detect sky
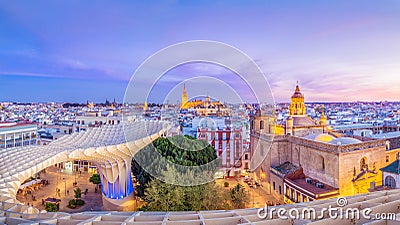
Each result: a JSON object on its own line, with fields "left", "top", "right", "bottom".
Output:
{"left": 0, "top": 0, "right": 400, "bottom": 103}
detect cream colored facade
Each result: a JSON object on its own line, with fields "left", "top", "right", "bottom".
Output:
{"left": 250, "top": 84, "right": 387, "bottom": 203}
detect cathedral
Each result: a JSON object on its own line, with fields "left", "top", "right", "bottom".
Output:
{"left": 180, "top": 84, "right": 230, "bottom": 117}
{"left": 272, "top": 83, "right": 327, "bottom": 136}
{"left": 250, "top": 83, "right": 388, "bottom": 204}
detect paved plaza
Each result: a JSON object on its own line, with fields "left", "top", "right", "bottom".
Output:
{"left": 16, "top": 166, "right": 103, "bottom": 212}
{"left": 215, "top": 177, "right": 280, "bottom": 208}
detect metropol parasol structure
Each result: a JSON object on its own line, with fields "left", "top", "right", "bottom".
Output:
{"left": 0, "top": 121, "right": 166, "bottom": 213}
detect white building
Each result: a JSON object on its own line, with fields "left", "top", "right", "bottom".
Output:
{"left": 0, "top": 122, "right": 37, "bottom": 149}
{"left": 380, "top": 153, "right": 400, "bottom": 189}
{"left": 196, "top": 117, "right": 249, "bottom": 177}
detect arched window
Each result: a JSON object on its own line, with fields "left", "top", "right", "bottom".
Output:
{"left": 360, "top": 157, "right": 368, "bottom": 171}
{"left": 260, "top": 120, "right": 264, "bottom": 130}
{"left": 385, "top": 176, "right": 396, "bottom": 188}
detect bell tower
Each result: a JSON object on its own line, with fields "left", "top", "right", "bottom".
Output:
{"left": 320, "top": 105, "right": 327, "bottom": 126}
{"left": 181, "top": 84, "right": 188, "bottom": 109}
{"left": 289, "top": 81, "right": 306, "bottom": 116}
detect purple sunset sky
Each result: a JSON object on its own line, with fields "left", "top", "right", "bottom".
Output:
{"left": 0, "top": 1, "right": 399, "bottom": 103}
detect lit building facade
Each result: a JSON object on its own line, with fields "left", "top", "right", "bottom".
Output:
{"left": 197, "top": 117, "right": 249, "bottom": 177}
{"left": 180, "top": 84, "right": 230, "bottom": 117}
{"left": 0, "top": 122, "right": 37, "bottom": 149}
{"left": 250, "top": 83, "right": 387, "bottom": 204}
{"left": 380, "top": 154, "right": 400, "bottom": 189}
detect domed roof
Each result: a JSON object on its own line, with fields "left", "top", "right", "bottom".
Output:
{"left": 291, "top": 85, "right": 304, "bottom": 98}
{"left": 199, "top": 117, "right": 217, "bottom": 130}
{"left": 304, "top": 133, "right": 336, "bottom": 142}
{"left": 329, "top": 137, "right": 362, "bottom": 145}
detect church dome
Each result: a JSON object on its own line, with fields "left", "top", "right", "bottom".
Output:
{"left": 329, "top": 137, "right": 362, "bottom": 145}
{"left": 291, "top": 85, "right": 304, "bottom": 98}
{"left": 304, "top": 133, "right": 336, "bottom": 142}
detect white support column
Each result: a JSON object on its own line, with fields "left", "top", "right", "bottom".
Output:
{"left": 100, "top": 157, "right": 135, "bottom": 211}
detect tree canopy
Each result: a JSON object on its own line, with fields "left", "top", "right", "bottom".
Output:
{"left": 89, "top": 174, "right": 101, "bottom": 185}
{"left": 139, "top": 166, "right": 248, "bottom": 211}
{"left": 132, "top": 136, "right": 219, "bottom": 196}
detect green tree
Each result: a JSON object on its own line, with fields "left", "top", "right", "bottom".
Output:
{"left": 132, "top": 136, "right": 218, "bottom": 196}
{"left": 140, "top": 166, "right": 231, "bottom": 211}
{"left": 74, "top": 187, "right": 82, "bottom": 199}
{"left": 89, "top": 174, "right": 101, "bottom": 187}
{"left": 45, "top": 202, "right": 58, "bottom": 212}
{"left": 141, "top": 179, "right": 185, "bottom": 211}
{"left": 132, "top": 136, "right": 228, "bottom": 211}
{"left": 230, "top": 184, "right": 248, "bottom": 209}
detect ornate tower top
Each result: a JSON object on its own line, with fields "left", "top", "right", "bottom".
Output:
{"left": 289, "top": 82, "right": 306, "bottom": 116}
{"left": 291, "top": 81, "right": 304, "bottom": 99}
{"left": 181, "top": 83, "right": 188, "bottom": 109}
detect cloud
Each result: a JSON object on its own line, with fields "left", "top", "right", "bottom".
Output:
{"left": 0, "top": 71, "right": 65, "bottom": 78}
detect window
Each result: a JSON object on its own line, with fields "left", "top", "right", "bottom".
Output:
{"left": 273, "top": 182, "right": 276, "bottom": 190}
{"left": 360, "top": 157, "right": 368, "bottom": 171}
{"left": 260, "top": 120, "right": 264, "bottom": 130}
{"left": 322, "top": 157, "right": 325, "bottom": 171}
{"left": 244, "top": 154, "right": 248, "bottom": 160}
{"left": 235, "top": 141, "right": 240, "bottom": 153}
{"left": 386, "top": 155, "right": 390, "bottom": 163}
{"left": 279, "top": 186, "right": 282, "bottom": 195}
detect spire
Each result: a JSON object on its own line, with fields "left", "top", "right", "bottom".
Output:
{"left": 289, "top": 81, "right": 306, "bottom": 116}
{"left": 320, "top": 105, "right": 327, "bottom": 126}
{"left": 181, "top": 83, "right": 188, "bottom": 109}
{"left": 295, "top": 81, "right": 300, "bottom": 93}
{"left": 292, "top": 81, "right": 303, "bottom": 98}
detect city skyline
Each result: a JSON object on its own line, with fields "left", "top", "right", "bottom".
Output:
{"left": 1, "top": 1, "right": 400, "bottom": 102}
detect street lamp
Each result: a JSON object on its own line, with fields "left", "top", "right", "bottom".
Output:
{"left": 63, "top": 178, "right": 66, "bottom": 196}
{"left": 74, "top": 168, "right": 77, "bottom": 185}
